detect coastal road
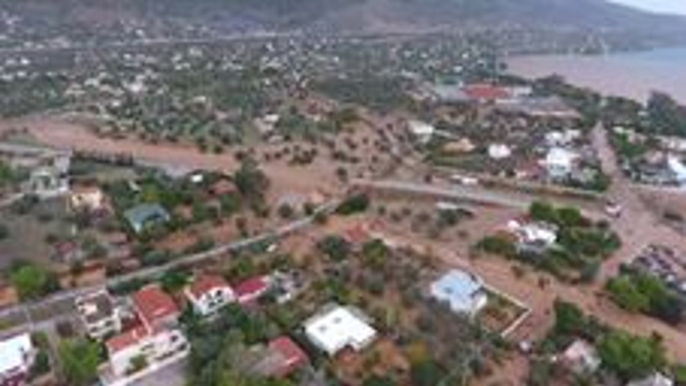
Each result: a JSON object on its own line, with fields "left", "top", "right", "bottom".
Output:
{"left": 0, "top": 200, "right": 340, "bottom": 336}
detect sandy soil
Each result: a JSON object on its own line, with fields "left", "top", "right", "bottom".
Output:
{"left": 0, "top": 117, "right": 343, "bottom": 197}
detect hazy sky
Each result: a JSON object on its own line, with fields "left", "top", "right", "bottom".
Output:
{"left": 609, "top": 0, "right": 686, "bottom": 15}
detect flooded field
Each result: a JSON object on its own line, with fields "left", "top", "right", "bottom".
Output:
{"left": 507, "top": 47, "right": 686, "bottom": 104}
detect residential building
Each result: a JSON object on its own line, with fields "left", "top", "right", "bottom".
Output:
{"left": 70, "top": 185, "right": 107, "bottom": 213}
{"left": 234, "top": 276, "right": 272, "bottom": 305}
{"left": 131, "top": 285, "right": 180, "bottom": 331}
{"left": 542, "top": 147, "right": 578, "bottom": 179}
{"left": 627, "top": 373, "right": 674, "bottom": 386}
{"left": 561, "top": 339, "right": 600, "bottom": 374}
{"left": 0, "top": 333, "right": 34, "bottom": 386}
{"left": 462, "top": 83, "right": 511, "bottom": 102}
{"left": 429, "top": 270, "right": 488, "bottom": 316}
{"left": 75, "top": 289, "right": 122, "bottom": 340}
{"left": 104, "top": 326, "right": 188, "bottom": 382}
{"left": 184, "top": 275, "right": 235, "bottom": 316}
{"left": 303, "top": 304, "right": 377, "bottom": 356}
{"left": 26, "top": 166, "right": 69, "bottom": 198}
{"left": 407, "top": 121, "right": 435, "bottom": 144}
{"left": 507, "top": 219, "right": 558, "bottom": 255}
{"left": 246, "top": 336, "right": 309, "bottom": 378}
{"left": 123, "top": 204, "right": 170, "bottom": 234}
{"left": 102, "top": 285, "right": 187, "bottom": 386}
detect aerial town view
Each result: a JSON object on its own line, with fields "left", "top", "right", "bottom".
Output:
{"left": 2, "top": 1, "right": 686, "bottom": 386}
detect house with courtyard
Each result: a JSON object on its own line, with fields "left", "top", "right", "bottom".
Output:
{"left": 429, "top": 269, "right": 488, "bottom": 317}
{"left": 303, "top": 304, "right": 378, "bottom": 357}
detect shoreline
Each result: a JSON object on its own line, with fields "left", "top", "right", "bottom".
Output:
{"left": 505, "top": 48, "right": 686, "bottom": 104}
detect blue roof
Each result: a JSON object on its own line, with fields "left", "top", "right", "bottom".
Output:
{"left": 124, "top": 203, "right": 170, "bottom": 233}
{"left": 430, "top": 270, "right": 486, "bottom": 315}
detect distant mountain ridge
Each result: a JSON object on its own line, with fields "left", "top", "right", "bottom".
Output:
{"left": 2, "top": 0, "right": 686, "bottom": 41}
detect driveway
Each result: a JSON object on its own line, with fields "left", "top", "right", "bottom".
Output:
{"left": 130, "top": 357, "right": 188, "bottom": 386}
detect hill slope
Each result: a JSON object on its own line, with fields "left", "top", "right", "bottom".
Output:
{"left": 1, "top": 0, "right": 685, "bottom": 43}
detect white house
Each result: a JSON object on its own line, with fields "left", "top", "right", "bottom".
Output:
{"left": 0, "top": 333, "right": 34, "bottom": 386}
{"left": 542, "top": 147, "right": 578, "bottom": 179}
{"left": 667, "top": 156, "right": 686, "bottom": 185}
{"left": 408, "top": 121, "right": 435, "bottom": 144}
{"left": 561, "top": 339, "right": 601, "bottom": 374}
{"left": 508, "top": 220, "right": 558, "bottom": 246}
{"left": 488, "top": 144, "right": 512, "bottom": 160}
{"left": 303, "top": 304, "right": 377, "bottom": 356}
{"left": 75, "top": 289, "right": 122, "bottom": 341}
{"left": 507, "top": 219, "right": 558, "bottom": 254}
{"left": 627, "top": 373, "right": 674, "bottom": 386}
{"left": 184, "top": 275, "right": 235, "bottom": 316}
{"left": 430, "top": 270, "right": 488, "bottom": 316}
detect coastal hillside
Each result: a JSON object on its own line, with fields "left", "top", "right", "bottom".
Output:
{"left": 0, "top": 0, "right": 685, "bottom": 44}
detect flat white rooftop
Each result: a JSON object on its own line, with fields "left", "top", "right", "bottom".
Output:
{"left": 304, "top": 304, "right": 377, "bottom": 356}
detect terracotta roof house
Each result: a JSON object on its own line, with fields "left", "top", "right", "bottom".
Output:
{"left": 235, "top": 276, "right": 271, "bottom": 305}
{"left": 184, "top": 275, "right": 235, "bottom": 316}
{"left": 132, "top": 285, "right": 180, "bottom": 331}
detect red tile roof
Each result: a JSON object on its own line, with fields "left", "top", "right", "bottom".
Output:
{"left": 464, "top": 84, "right": 511, "bottom": 101}
{"left": 106, "top": 325, "right": 149, "bottom": 353}
{"left": 268, "top": 337, "right": 309, "bottom": 377}
{"left": 132, "top": 285, "right": 179, "bottom": 328}
{"left": 188, "top": 275, "right": 231, "bottom": 299}
{"left": 234, "top": 276, "right": 269, "bottom": 304}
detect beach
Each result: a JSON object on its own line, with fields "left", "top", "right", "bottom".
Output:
{"left": 506, "top": 47, "right": 686, "bottom": 104}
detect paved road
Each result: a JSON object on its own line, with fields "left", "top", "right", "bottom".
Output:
{"left": 353, "top": 179, "right": 605, "bottom": 215}
{"left": 590, "top": 123, "right": 685, "bottom": 281}
{"left": 0, "top": 200, "right": 339, "bottom": 334}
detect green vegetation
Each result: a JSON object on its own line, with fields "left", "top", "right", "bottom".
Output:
{"left": 336, "top": 193, "right": 370, "bottom": 215}
{"left": 10, "top": 262, "right": 58, "bottom": 300}
{"left": 647, "top": 92, "right": 686, "bottom": 138}
{"left": 234, "top": 159, "right": 271, "bottom": 208}
{"left": 316, "top": 235, "right": 352, "bottom": 262}
{"left": 598, "top": 331, "right": 666, "bottom": 381}
{"left": 0, "top": 161, "right": 23, "bottom": 188}
{"left": 57, "top": 338, "right": 102, "bottom": 386}
{"left": 476, "top": 235, "right": 516, "bottom": 257}
{"left": 186, "top": 305, "right": 290, "bottom": 386}
{"left": 0, "top": 223, "right": 8, "bottom": 240}
{"left": 610, "top": 132, "right": 648, "bottom": 161}
{"left": 314, "top": 76, "right": 409, "bottom": 112}
{"left": 480, "top": 202, "right": 620, "bottom": 281}
{"left": 533, "top": 300, "right": 668, "bottom": 384}
{"left": 606, "top": 270, "right": 683, "bottom": 325}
